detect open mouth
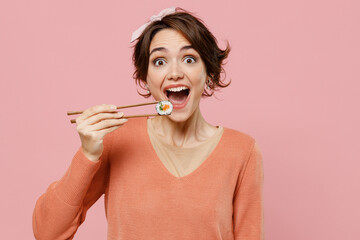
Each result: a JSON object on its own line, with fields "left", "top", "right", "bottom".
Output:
{"left": 165, "top": 86, "right": 190, "bottom": 106}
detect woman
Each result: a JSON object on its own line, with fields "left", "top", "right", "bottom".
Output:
{"left": 33, "top": 7, "right": 263, "bottom": 240}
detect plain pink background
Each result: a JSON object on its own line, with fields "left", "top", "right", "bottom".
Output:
{"left": 1, "top": 0, "right": 359, "bottom": 239}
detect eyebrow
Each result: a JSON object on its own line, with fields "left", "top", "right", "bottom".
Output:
{"left": 149, "top": 45, "right": 194, "bottom": 56}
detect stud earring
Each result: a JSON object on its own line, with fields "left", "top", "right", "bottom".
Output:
{"left": 145, "top": 83, "right": 150, "bottom": 94}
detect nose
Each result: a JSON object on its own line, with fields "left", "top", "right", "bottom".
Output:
{"left": 166, "top": 61, "right": 184, "bottom": 81}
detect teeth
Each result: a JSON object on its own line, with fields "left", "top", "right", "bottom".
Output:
{"left": 166, "top": 86, "right": 189, "bottom": 92}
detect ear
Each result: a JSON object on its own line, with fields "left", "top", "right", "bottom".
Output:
{"left": 137, "top": 79, "right": 151, "bottom": 98}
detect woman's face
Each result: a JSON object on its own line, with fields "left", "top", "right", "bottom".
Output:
{"left": 146, "top": 29, "right": 207, "bottom": 122}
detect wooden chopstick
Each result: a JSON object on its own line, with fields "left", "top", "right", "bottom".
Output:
{"left": 70, "top": 113, "right": 162, "bottom": 124}
{"left": 67, "top": 101, "right": 159, "bottom": 116}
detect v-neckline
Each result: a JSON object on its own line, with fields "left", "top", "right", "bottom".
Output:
{"left": 141, "top": 118, "right": 227, "bottom": 181}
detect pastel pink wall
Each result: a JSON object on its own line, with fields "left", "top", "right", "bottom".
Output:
{"left": 1, "top": 0, "right": 359, "bottom": 239}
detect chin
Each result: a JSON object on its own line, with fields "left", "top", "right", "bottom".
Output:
{"left": 166, "top": 106, "right": 198, "bottom": 123}
{"left": 166, "top": 113, "right": 190, "bottom": 123}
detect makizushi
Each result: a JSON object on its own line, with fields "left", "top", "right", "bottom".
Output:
{"left": 156, "top": 100, "right": 173, "bottom": 115}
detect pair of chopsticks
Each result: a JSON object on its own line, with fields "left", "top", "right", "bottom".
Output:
{"left": 67, "top": 101, "right": 160, "bottom": 124}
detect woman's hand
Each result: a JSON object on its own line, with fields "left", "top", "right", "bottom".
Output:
{"left": 75, "top": 104, "right": 127, "bottom": 162}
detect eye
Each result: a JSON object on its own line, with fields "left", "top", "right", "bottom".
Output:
{"left": 183, "top": 56, "right": 196, "bottom": 64}
{"left": 153, "top": 58, "right": 166, "bottom": 66}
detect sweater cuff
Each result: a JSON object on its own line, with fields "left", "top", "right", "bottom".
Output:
{"left": 55, "top": 148, "right": 102, "bottom": 206}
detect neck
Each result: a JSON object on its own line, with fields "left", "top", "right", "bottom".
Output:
{"left": 151, "top": 108, "right": 217, "bottom": 147}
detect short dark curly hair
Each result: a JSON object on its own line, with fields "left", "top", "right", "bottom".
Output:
{"left": 132, "top": 8, "right": 230, "bottom": 97}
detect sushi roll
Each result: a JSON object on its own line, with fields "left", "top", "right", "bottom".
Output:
{"left": 156, "top": 100, "right": 173, "bottom": 115}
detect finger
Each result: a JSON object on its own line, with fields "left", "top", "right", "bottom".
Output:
{"left": 88, "top": 118, "right": 128, "bottom": 132}
{"left": 78, "top": 104, "right": 118, "bottom": 122}
{"left": 81, "top": 112, "right": 124, "bottom": 126}
{"left": 97, "top": 125, "right": 125, "bottom": 139}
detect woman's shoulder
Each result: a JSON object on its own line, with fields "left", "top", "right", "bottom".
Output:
{"left": 221, "top": 126, "right": 257, "bottom": 152}
{"left": 103, "top": 118, "right": 148, "bottom": 145}
{"left": 112, "top": 118, "right": 147, "bottom": 134}
{"left": 222, "top": 126, "right": 255, "bottom": 142}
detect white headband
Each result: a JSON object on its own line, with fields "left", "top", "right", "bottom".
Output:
{"left": 130, "top": 7, "right": 176, "bottom": 43}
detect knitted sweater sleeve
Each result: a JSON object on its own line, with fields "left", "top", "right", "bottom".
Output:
{"left": 32, "top": 133, "right": 113, "bottom": 240}
{"left": 233, "top": 142, "right": 264, "bottom": 240}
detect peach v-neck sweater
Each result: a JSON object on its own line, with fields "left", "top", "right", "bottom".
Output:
{"left": 33, "top": 118, "right": 263, "bottom": 240}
